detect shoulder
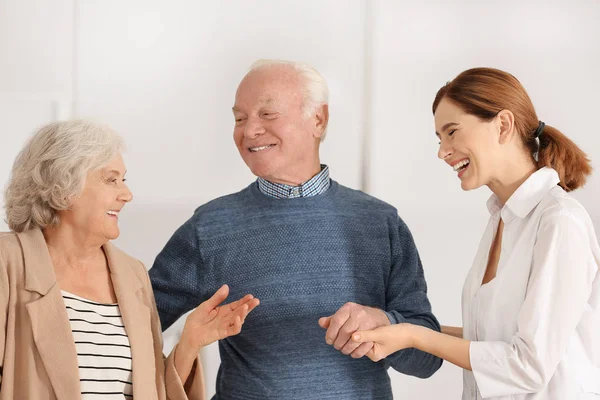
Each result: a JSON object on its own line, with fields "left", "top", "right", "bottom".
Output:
{"left": 0, "top": 232, "right": 24, "bottom": 269}
{"left": 333, "top": 182, "right": 398, "bottom": 216}
{"left": 182, "top": 184, "right": 256, "bottom": 230}
{"left": 194, "top": 184, "right": 254, "bottom": 214}
{"left": 0, "top": 232, "right": 21, "bottom": 257}
{"left": 536, "top": 186, "right": 595, "bottom": 233}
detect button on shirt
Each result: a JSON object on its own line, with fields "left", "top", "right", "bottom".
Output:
{"left": 257, "top": 165, "right": 330, "bottom": 199}
{"left": 461, "top": 167, "right": 600, "bottom": 399}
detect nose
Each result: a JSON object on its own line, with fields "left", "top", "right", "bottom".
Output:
{"left": 243, "top": 116, "right": 266, "bottom": 139}
{"left": 118, "top": 183, "right": 133, "bottom": 203}
{"left": 437, "top": 139, "right": 454, "bottom": 160}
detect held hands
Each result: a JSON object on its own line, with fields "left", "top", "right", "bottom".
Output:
{"left": 181, "top": 284, "right": 260, "bottom": 351}
{"left": 318, "top": 302, "right": 391, "bottom": 359}
{"left": 351, "top": 323, "right": 415, "bottom": 362}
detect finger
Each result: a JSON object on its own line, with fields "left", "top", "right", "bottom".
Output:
{"left": 318, "top": 316, "right": 331, "bottom": 329}
{"left": 325, "top": 309, "right": 350, "bottom": 345}
{"left": 352, "top": 329, "right": 379, "bottom": 344}
{"left": 232, "top": 304, "right": 249, "bottom": 322}
{"left": 333, "top": 317, "right": 359, "bottom": 351}
{"left": 201, "top": 284, "right": 230, "bottom": 311}
{"left": 350, "top": 342, "right": 373, "bottom": 359}
{"left": 241, "top": 299, "right": 260, "bottom": 322}
{"left": 340, "top": 336, "right": 362, "bottom": 355}
{"left": 366, "top": 347, "right": 381, "bottom": 362}
{"left": 245, "top": 298, "right": 260, "bottom": 314}
{"left": 227, "top": 294, "right": 256, "bottom": 311}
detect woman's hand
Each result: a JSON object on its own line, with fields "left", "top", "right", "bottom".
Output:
{"left": 351, "top": 323, "right": 415, "bottom": 362}
{"left": 353, "top": 323, "right": 473, "bottom": 370}
{"left": 181, "top": 284, "right": 260, "bottom": 350}
{"left": 174, "top": 285, "right": 260, "bottom": 384}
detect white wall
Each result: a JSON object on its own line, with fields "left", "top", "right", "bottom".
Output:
{"left": 1, "top": 1, "right": 600, "bottom": 399}
{"left": 0, "top": 0, "right": 74, "bottom": 231}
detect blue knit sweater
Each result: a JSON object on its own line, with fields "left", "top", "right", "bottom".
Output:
{"left": 149, "top": 180, "right": 442, "bottom": 400}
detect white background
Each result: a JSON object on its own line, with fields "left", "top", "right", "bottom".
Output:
{"left": 1, "top": 1, "right": 599, "bottom": 398}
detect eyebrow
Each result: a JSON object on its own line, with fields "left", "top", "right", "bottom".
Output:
{"left": 435, "top": 122, "right": 459, "bottom": 137}
{"left": 105, "top": 169, "right": 127, "bottom": 175}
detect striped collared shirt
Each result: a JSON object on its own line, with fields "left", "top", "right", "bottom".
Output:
{"left": 257, "top": 165, "right": 331, "bottom": 199}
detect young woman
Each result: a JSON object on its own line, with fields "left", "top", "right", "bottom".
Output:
{"left": 353, "top": 68, "right": 599, "bottom": 399}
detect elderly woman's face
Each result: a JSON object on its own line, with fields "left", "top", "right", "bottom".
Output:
{"left": 62, "top": 155, "right": 133, "bottom": 242}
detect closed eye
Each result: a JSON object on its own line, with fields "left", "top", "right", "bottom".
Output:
{"left": 437, "top": 129, "right": 457, "bottom": 145}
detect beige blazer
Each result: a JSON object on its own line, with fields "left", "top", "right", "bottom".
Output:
{"left": 0, "top": 229, "right": 205, "bottom": 400}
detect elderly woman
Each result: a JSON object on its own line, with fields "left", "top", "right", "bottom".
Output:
{"left": 0, "top": 120, "right": 259, "bottom": 399}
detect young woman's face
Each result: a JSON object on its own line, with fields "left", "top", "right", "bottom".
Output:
{"left": 434, "top": 98, "right": 501, "bottom": 191}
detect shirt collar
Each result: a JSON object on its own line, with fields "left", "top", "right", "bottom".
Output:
{"left": 486, "top": 167, "right": 561, "bottom": 220}
{"left": 257, "top": 165, "right": 331, "bottom": 199}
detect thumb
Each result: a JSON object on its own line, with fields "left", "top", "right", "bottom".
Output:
{"left": 352, "top": 330, "right": 377, "bottom": 343}
{"left": 201, "top": 284, "right": 230, "bottom": 311}
{"left": 318, "top": 316, "right": 331, "bottom": 329}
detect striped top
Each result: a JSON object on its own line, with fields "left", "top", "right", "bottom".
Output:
{"left": 257, "top": 164, "right": 330, "bottom": 199}
{"left": 62, "top": 290, "right": 133, "bottom": 399}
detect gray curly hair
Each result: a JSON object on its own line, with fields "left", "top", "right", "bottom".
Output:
{"left": 4, "top": 119, "right": 124, "bottom": 232}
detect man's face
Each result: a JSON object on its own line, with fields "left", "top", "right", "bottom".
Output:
{"left": 232, "top": 66, "right": 323, "bottom": 185}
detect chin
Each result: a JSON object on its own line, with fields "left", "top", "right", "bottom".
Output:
{"left": 460, "top": 179, "right": 483, "bottom": 191}
{"left": 105, "top": 229, "right": 120, "bottom": 241}
{"left": 248, "top": 163, "right": 275, "bottom": 179}
{"left": 459, "top": 176, "right": 474, "bottom": 191}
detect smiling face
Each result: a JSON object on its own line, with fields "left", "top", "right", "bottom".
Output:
{"left": 232, "top": 65, "right": 325, "bottom": 185}
{"left": 434, "top": 97, "right": 504, "bottom": 191}
{"left": 58, "top": 154, "right": 133, "bottom": 243}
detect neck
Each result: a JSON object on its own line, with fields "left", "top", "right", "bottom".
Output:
{"left": 265, "top": 160, "right": 322, "bottom": 186}
{"left": 488, "top": 156, "right": 538, "bottom": 205}
{"left": 43, "top": 223, "right": 105, "bottom": 270}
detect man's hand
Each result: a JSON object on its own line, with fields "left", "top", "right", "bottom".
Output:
{"left": 318, "top": 302, "right": 390, "bottom": 359}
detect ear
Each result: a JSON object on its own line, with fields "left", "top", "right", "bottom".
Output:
{"left": 496, "top": 109, "right": 515, "bottom": 145}
{"left": 313, "top": 104, "right": 329, "bottom": 140}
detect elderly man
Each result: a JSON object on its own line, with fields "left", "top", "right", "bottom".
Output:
{"left": 149, "top": 59, "right": 442, "bottom": 400}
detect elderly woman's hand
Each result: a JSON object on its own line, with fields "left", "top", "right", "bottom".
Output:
{"left": 174, "top": 285, "right": 259, "bottom": 384}
{"left": 182, "top": 284, "right": 260, "bottom": 350}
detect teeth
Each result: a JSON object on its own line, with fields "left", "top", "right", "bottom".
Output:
{"left": 453, "top": 159, "right": 470, "bottom": 172}
{"left": 250, "top": 145, "right": 274, "bottom": 152}
{"left": 107, "top": 211, "right": 119, "bottom": 216}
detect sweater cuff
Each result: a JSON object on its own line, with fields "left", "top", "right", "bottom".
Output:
{"left": 384, "top": 310, "right": 406, "bottom": 325}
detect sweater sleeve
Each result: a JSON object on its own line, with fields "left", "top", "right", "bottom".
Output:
{"left": 149, "top": 214, "right": 205, "bottom": 331}
{"left": 383, "top": 215, "right": 443, "bottom": 378}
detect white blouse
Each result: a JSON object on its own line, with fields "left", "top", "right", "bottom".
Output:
{"left": 462, "top": 167, "right": 600, "bottom": 400}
